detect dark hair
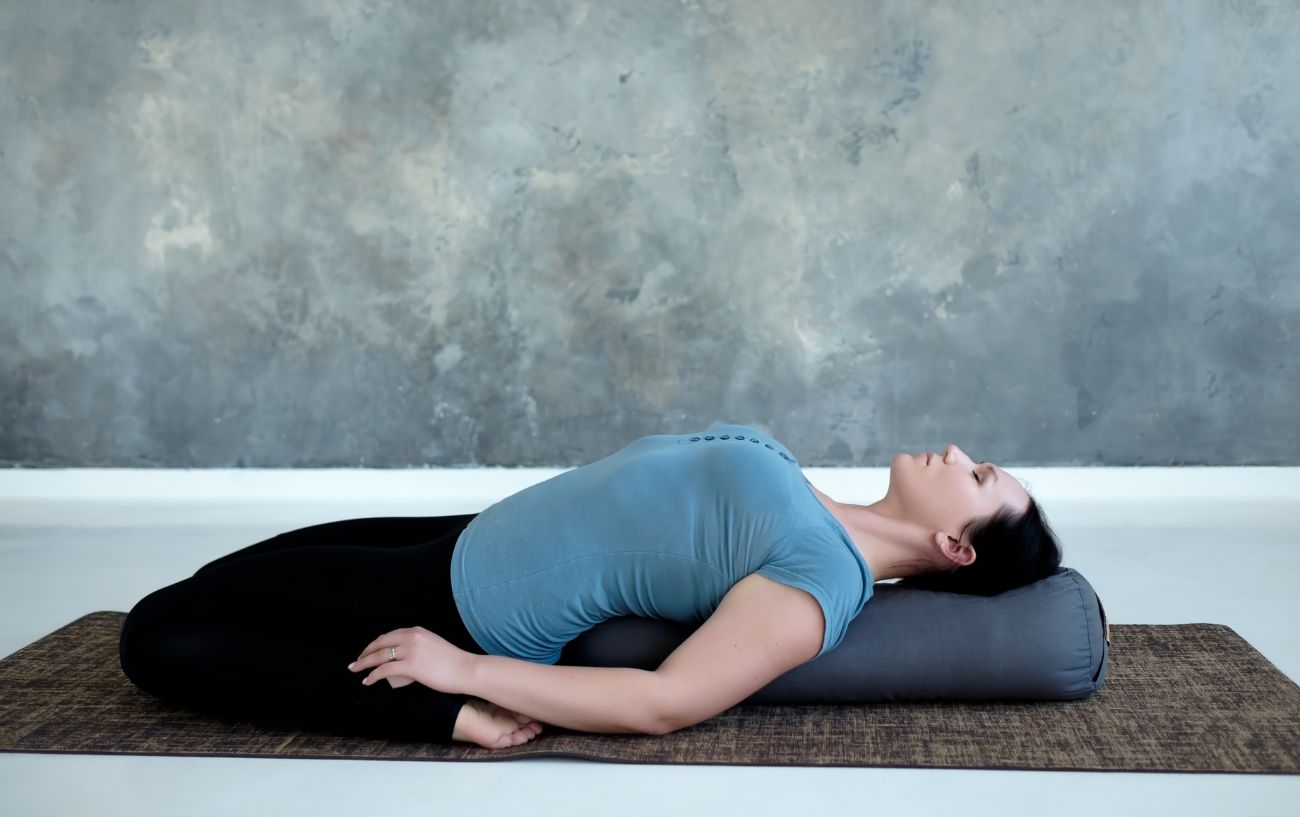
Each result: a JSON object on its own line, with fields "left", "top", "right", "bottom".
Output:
{"left": 895, "top": 496, "right": 1063, "bottom": 596}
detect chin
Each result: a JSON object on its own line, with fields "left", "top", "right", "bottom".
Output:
{"left": 890, "top": 452, "right": 921, "bottom": 475}
{"left": 884, "top": 454, "right": 912, "bottom": 493}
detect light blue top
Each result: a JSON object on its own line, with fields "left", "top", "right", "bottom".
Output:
{"left": 450, "top": 423, "right": 875, "bottom": 663}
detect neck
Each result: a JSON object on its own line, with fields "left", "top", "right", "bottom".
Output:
{"left": 823, "top": 496, "right": 939, "bottom": 582}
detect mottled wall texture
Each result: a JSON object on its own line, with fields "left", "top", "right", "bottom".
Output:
{"left": 2, "top": 1, "right": 1297, "bottom": 468}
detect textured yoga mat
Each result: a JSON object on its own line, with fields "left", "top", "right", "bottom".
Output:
{"left": 1, "top": 612, "right": 1297, "bottom": 773}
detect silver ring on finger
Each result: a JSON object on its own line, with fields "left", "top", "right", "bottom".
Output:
{"left": 387, "top": 646, "right": 397, "bottom": 661}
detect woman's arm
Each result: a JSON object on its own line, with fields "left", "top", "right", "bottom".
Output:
{"left": 466, "top": 656, "right": 664, "bottom": 735}
{"left": 351, "top": 628, "right": 658, "bottom": 736}
{"left": 464, "top": 572, "right": 825, "bottom": 735}
{"left": 645, "top": 572, "right": 824, "bottom": 733}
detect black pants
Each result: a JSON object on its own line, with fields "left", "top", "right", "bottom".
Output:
{"left": 118, "top": 514, "right": 486, "bottom": 743}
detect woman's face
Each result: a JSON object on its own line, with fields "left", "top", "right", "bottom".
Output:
{"left": 888, "top": 444, "right": 1031, "bottom": 545}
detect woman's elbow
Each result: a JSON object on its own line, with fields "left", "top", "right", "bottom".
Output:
{"left": 629, "top": 699, "right": 681, "bottom": 735}
{"left": 634, "top": 710, "right": 675, "bottom": 736}
{"left": 646, "top": 706, "right": 707, "bottom": 736}
{"left": 644, "top": 718, "right": 676, "bottom": 736}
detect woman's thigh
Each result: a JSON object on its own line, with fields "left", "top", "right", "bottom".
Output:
{"left": 194, "top": 514, "right": 478, "bottom": 576}
{"left": 120, "top": 524, "right": 480, "bottom": 740}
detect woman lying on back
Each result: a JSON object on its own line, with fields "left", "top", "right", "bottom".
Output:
{"left": 120, "top": 424, "right": 1060, "bottom": 748}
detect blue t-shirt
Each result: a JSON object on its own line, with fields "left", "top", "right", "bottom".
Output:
{"left": 450, "top": 423, "right": 875, "bottom": 663}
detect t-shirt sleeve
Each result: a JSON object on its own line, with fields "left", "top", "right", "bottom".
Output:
{"left": 754, "top": 529, "right": 864, "bottom": 658}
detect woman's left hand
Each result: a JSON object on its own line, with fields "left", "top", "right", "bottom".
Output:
{"left": 348, "top": 626, "right": 474, "bottom": 694}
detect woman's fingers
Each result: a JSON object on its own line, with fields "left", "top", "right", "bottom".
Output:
{"left": 361, "top": 662, "right": 403, "bottom": 685}
{"left": 349, "top": 635, "right": 402, "bottom": 671}
{"left": 348, "top": 653, "right": 381, "bottom": 672}
{"left": 354, "top": 637, "right": 389, "bottom": 659}
{"left": 353, "top": 628, "right": 409, "bottom": 662}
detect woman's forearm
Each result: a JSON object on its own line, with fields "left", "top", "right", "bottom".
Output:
{"left": 464, "top": 653, "right": 665, "bottom": 735}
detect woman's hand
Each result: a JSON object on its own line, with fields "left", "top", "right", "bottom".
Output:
{"left": 348, "top": 626, "right": 475, "bottom": 694}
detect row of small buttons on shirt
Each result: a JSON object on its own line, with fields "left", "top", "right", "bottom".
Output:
{"left": 685, "top": 433, "right": 798, "bottom": 464}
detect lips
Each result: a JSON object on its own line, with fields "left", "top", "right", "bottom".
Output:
{"left": 925, "top": 452, "right": 933, "bottom": 464}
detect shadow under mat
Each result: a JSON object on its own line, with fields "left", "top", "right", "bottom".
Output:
{"left": 1, "top": 612, "right": 1298, "bottom": 774}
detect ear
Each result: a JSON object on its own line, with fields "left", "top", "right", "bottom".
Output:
{"left": 933, "top": 531, "right": 977, "bottom": 569}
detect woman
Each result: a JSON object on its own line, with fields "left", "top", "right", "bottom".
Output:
{"left": 119, "top": 424, "right": 1061, "bottom": 749}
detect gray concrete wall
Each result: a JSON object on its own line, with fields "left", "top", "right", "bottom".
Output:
{"left": 2, "top": 1, "right": 1297, "bottom": 468}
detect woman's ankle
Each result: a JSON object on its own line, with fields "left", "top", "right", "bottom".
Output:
{"left": 450, "top": 699, "right": 475, "bottom": 742}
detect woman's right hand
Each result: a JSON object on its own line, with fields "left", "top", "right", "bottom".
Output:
{"left": 451, "top": 698, "right": 545, "bottom": 749}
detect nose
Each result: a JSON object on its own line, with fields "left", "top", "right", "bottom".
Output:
{"left": 941, "top": 444, "right": 969, "bottom": 465}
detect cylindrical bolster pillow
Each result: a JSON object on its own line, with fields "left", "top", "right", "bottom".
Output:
{"left": 558, "top": 567, "right": 1109, "bottom": 703}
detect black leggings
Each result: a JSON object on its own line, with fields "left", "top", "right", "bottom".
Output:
{"left": 118, "top": 514, "right": 487, "bottom": 743}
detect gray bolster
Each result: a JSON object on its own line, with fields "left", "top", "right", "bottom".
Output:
{"left": 557, "top": 566, "right": 1108, "bottom": 702}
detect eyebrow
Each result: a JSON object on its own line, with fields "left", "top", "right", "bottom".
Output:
{"left": 981, "top": 461, "right": 999, "bottom": 487}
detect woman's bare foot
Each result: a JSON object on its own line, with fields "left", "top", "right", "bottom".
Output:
{"left": 451, "top": 698, "right": 544, "bottom": 749}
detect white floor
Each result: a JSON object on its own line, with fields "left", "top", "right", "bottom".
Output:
{"left": 1, "top": 466, "right": 1298, "bottom": 817}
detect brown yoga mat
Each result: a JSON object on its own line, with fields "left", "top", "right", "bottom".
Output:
{"left": 1, "top": 612, "right": 1298, "bottom": 773}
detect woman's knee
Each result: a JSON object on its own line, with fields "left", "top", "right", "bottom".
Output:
{"left": 118, "top": 586, "right": 200, "bottom": 692}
